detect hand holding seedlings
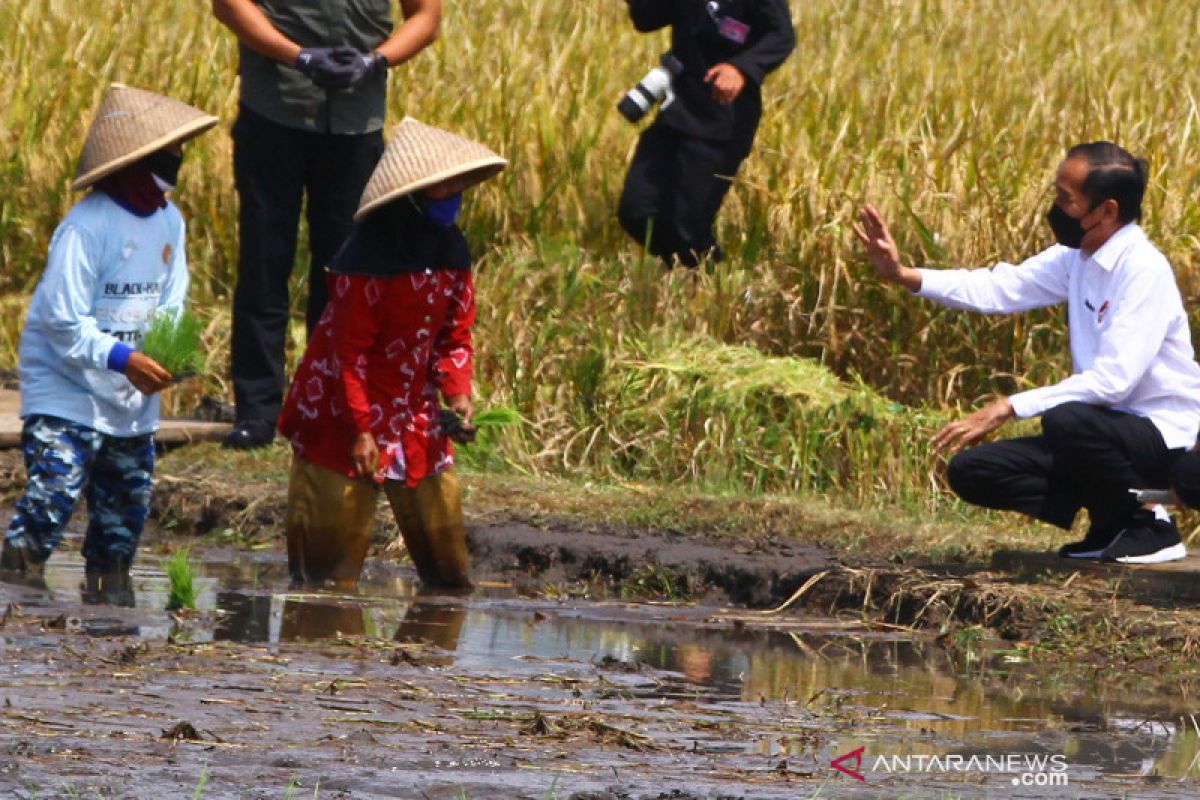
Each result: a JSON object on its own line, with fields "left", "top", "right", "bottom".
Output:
{"left": 125, "top": 352, "right": 173, "bottom": 396}
{"left": 439, "top": 407, "right": 477, "bottom": 445}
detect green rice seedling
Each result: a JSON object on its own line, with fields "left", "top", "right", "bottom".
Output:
{"left": 283, "top": 778, "right": 320, "bottom": 799}
{"left": 141, "top": 309, "right": 204, "bottom": 378}
{"left": 618, "top": 564, "right": 692, "bottom": 602}
{"left": 192, "top": 764, "right": 208, "bottom": 800}
{"left": 454, "top": 406, "right": 523, "bottom": 473}
{"left": 470, "top": 406, "right": 522, "bottom": 429}
{"left": 165, "top": 548, "right": 197, "bottom": 611}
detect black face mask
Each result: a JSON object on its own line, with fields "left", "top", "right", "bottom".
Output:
{"left": 1045, "top": 202, "right": 1092, "bottom": 249}
{"left": 143, "top": 150, "right": 183, "bottom": 187}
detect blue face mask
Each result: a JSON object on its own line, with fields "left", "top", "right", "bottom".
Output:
{"left": 426, "top": 193, "right": 463, "bottom": 227}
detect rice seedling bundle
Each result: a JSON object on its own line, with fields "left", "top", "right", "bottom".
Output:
{"left": 165, "top": 548, "right": 197, "bottom": 611}
{"left": 141, "top": 309, "right": 204, "bottom": 377}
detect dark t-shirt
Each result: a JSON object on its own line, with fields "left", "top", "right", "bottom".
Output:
{"left": 239, "top": 0, "right": 394, "bottom": 134}
{"left": 627, "top": 0, "right": 796, "bottom": 148}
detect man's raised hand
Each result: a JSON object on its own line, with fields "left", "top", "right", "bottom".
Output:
{"left": 853, "top": 205, "right": 922, "bottom": 292}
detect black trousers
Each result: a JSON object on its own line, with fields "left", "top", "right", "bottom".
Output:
{"left": 617, "top": 124, "right": 748, "bottom": 267}
{"left": 946, "top": 402, "right": 1181, "bottom": 533}
{"left": 229, "top": 107, "right": 384, "bottom": 424}
{"left": 1170, "top": 451, "right": 1200, "bottom": 508}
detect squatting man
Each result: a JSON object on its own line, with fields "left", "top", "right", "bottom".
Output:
{"left": 855, "top": 141, "right": 1200, "bottom": 564}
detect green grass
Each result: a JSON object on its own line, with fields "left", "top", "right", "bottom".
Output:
{"left": 141, "top": 309, "right": 204, "bottom": 376}
{"left": 165, "top": 548, "right": 197, "bottom": 611}
{"left": 618, "top": 564, "right": 693, "bottom": 602}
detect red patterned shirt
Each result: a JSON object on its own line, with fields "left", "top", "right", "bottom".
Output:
{"left": 278, "top": 269, "right": 475, "bottom": 486}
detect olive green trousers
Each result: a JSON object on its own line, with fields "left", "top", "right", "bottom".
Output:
{"left": 285, "top": 458, "right": 471, "bottom": 589}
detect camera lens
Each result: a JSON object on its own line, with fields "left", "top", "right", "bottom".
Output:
{"left": 619, "top": 84, "right": 659, "bottom": 122}
{"left": 617, "top": 95, "right": 646, "bottom": 123}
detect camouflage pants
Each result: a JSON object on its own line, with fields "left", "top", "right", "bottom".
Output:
{"left": 5, "top": 415, "right": 155, "bottom": 569}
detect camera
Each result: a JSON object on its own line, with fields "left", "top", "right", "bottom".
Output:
{"left": 617, "top": 53, "right": 684, "bottom": 123}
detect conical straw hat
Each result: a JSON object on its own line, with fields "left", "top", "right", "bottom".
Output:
{"left": 72, "top": 83, "right": 219, "bottom": 191}
{"left": 355, "top": 118, "right": 507, "bottom": 221}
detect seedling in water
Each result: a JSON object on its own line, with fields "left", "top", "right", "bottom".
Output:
{"left": 166, "top": 549, "right": 197, "bottom": 611}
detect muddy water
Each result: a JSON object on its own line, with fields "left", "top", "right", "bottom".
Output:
{"left": 2, "top": 545, "right": 1198, "bottom": 798}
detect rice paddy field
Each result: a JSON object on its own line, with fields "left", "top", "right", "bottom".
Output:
{"left": 3, "top": 0, "right": 1200, "bottom": 510}
{"left": 11, "top": 8, "right": 1200, "bottom": 797}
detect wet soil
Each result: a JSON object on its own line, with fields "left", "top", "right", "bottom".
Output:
{"left": 467, "top": 523, "right": 831, "bottom": 608}
{"left": 1, "top": 449, "right": 1200, "bottom": 797}
{"left": 1, "top": 544, "right": 1198, "bottom": 799}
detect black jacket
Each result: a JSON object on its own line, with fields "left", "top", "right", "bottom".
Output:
{"left": 626, "top": 0, "right": 795, "bottom": 148}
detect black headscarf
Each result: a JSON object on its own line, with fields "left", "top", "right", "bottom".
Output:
{"left": 330, "top": 195, "right": 471, "bottom": 276}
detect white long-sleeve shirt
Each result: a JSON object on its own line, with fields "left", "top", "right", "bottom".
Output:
{"left": 917, "top": 223, "right": 1200, "bottom": 449}
{"left": 19, "top": 192, "right": 189, "bottom": 436}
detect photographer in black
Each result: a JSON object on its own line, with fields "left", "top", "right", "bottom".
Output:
{"left": 617, "top": 0, "right": 795, "bottom": 267}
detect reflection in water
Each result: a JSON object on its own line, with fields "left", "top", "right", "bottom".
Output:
{"left": 211, "top": 592, "right": 468, "bottom": 650}
{"left": 280, "top": 599, "right": 366, "bottom": 641}
{"left": 82, "top": 618, "right": 140, "bottom": 637}
{"left": 213, "top": 593, "right": 372, "bottom": 642}
{"left": 448, "top": 618, "right": 1199, "bottom": 779}
{"left": 676, "top": 644, "right": 714, "bottom": 684}
{"left": 394, "top": 601, "right": 465, "bottom": 651}
{"left": 213, "top": 592, "right": 271, "bottom": 642}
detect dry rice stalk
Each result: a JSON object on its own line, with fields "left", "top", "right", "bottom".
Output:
{"left": 754, "top": 569, "right": 831, "bottom": 616}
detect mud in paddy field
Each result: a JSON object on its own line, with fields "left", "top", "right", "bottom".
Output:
{"left": 1, "top": 532, "right": 1199, "bottom": 799}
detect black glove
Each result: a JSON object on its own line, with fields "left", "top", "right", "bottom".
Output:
{"left": 438, "top": 408, "right": 477, "bottom": 444}
{"left": 294, "top": 46, "right": 377, "bottom": 90}
{"left": 348, "top": 51, "right": 389, "bottom": 87}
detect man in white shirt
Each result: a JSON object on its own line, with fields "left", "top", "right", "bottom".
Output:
{"left": 854, "top": 141, "right": 1200, "bottom": 564}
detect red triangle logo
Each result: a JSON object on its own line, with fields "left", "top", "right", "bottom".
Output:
{"left": 831, "top": 746, "right": 866, "bottom": 781}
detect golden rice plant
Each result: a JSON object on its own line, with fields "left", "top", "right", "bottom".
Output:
{"left": 4, "top": 0, "right": 1200, "bottom": 505}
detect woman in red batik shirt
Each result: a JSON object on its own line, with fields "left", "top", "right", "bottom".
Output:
{"left": 277, "top": 119, "right": 506, "bottom": 589}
